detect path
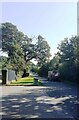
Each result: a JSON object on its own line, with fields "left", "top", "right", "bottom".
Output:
{"left": 0, "top": 76, "right": 79, "bottom": 119}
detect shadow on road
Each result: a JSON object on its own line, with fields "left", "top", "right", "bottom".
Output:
{"left": 45, "top": 85, "right": 78, "bottom": 119}
{"left": 1, "top": 81, "right": 79, "bottom": 120}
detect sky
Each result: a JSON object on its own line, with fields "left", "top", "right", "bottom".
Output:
{"left": 0, "top": 1, "right": 77, "bottom": 59}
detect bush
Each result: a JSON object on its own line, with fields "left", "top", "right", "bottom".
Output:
{"left": 59, "top": 62, "right": 77, "bottom": 83}
{"left": 31, "top": 66, "right": 39, "bottom": 74}
{"left": 38, "top": 64, "right": 49, "bottom": 77}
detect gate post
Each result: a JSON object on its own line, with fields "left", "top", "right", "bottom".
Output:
{"left": 2, "top": 70, "right": 7, "bottom": 84}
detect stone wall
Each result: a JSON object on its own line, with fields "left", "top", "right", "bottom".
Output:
{"left": 8, "top": 70, "right": 16, "bottom": 82}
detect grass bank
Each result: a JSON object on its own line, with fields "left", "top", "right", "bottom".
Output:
{"left": 9, "top": 76, "right": 42, "bottom": 86}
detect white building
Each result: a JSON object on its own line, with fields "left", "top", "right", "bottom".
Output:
{"left": 77, "top": 1, "right": 79, "bottom": 36}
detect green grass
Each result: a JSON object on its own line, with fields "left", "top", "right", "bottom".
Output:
{"left": 9, "top": 76, "right": 42, "bottom": 86}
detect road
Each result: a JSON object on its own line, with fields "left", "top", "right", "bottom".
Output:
{"left": 0, "top": 79, "right": 79, "bottom": 120}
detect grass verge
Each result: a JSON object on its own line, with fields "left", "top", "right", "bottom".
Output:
{"left": 8, "top": 76, "right": 42, "bottom": 86}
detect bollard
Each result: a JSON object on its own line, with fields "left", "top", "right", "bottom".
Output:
{"left": 34, "top": 77, "right": 38, "bottom": 85}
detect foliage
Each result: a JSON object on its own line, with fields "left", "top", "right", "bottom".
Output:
{"left": 1, "top": 22, "right": 51, "bottom": 73}
{"left": 38, "top": 54, "right": 60, "bottom": 77}
{"left": 0, "top": 56, "right": 7, "bottom": 69}
{"left": 38, "top": 35, "right": 79, "bottom": 84}
{"left": 36, "top": 35, "right": 51, "bottom": 67}
{"left": 1, "top": 22, "right": 78, "bottom": 84}
{"left": 31, "top": 64, "right": 39, "bottom": 74}
{"left": 57, "top": 36, "right": 79, "bottom": 83}
{"left": 38, "top": 62, "right": 49, "bottom": 77}
{"left": 22, "top": 35, "right": 51, "bottom": 67}
{"left": 1, "top": 22, "right": 27, "bottom": 73}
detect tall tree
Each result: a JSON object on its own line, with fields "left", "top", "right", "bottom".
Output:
{"left": 1, "top": 22, "right": 24, "bottom": 56}
{"left": 1, "top": 22, "right": 51, "bottom": 72}
{"left": 1, "top": 22, "right": 27, "bottom": 71}
{"left": 22, "top": 35, "right": 51, "bottom": 67}
{"left": 57, "top": 36, "right": 79, "bottom": 82}
{"left": 36, "top": 35, "right": 51, "bottom": 67}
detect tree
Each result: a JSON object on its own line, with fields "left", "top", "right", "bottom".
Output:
{"left": 1, "top": 22, "right": 27, "bottom": 72}
{"left": 49, "top": 54, "right": 60, "bottom": 71}
{"left": 0, "top": 56, "right": 7, "bottom": 69}
{"left": 38, "top": 62, "right": 49, "bottom": 77}
{"left": 57, "top": 36, "right": 79, "bottom": 83}
{"left": 1, "top": 22, "right": 51, "bottom": 73}
{"left": 22, "top": 39, "right": 37, "bottom": 63}
{"left": 1, "top": 22, "right": 24, "bottom": 56}
{"left": 22, "top": 35, "right": 51, "bottom": 67}
{"left": 36, "top": 35, "right": 51, "bottom": 67}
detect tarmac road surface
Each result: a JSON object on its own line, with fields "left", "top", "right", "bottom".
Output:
{"left": 0, "top": 80, "right": 79, "bottom": 120}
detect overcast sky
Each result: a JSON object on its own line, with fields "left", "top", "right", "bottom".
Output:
{"left": 1, "top": 2, "right": 77, "bottom": 58}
